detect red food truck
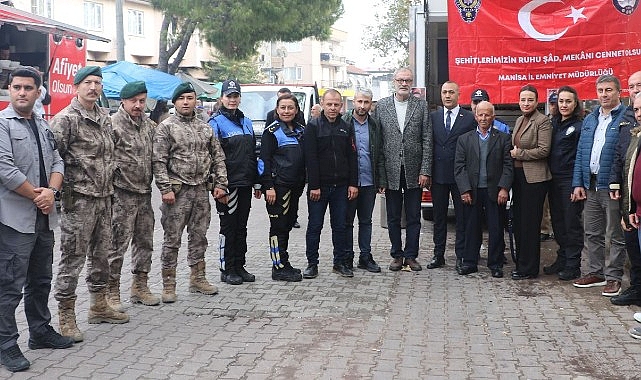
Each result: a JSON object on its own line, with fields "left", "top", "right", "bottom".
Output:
{"left": 0, "top": 4, "right": 109, "bottom": 118}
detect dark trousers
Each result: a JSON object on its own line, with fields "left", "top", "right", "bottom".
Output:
{"left": 513, "top": 168, "right": 548, "bottom": 276}
{"left": 385, "top": 171, "right": 422, "bottom": 259}
{"left": 629, "top": 229, "right": 641, "bottom": 287}
{"left": 267, "top": 185, "right": 303, "bottom": 268}
{"left": 462, "top": 188, "right": 506, "bottom": 270}
{"left": 548, "top": 176, "right": 584, "bottom": 270}
{"left": 0, "top": 218, "right": 53, "bottom": 350}
{"left": 305, "top": 185, "right": 349, "bottom": 265}
{"left": 431, "top": 182, "right": 465, "bottom": 260}
{"left": 346, "top": 185, "right": 378, "bottom": 260}
{"left": 216, "top": 186, "right": 252, "bottom": 271}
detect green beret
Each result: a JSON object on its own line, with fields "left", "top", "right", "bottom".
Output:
{"left": 172, "top": 82, "right": 196, "bottom": 103}
{"left": 74, "top": 65, "right": 102, "bottom": 85}
{"left": 120, "top": 81, "right": 147, "bottom": 99}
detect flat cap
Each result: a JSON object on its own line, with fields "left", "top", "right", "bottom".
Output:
{"left": 120, "top": 81, "right": 147, "bottom": 99}
{"left": 172, "top": 82, "right": 196, "bottom": 103}
{"left": 74, "top": 65, "right": 102, "bottom": 85}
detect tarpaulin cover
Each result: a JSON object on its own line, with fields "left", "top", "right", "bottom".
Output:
{"left": 102, "top": 61, "right": 182, "bottom": 100}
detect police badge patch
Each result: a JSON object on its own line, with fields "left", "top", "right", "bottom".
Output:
{"left": 613, "top": 0, "right": 638, "bottom": 15}
{"left": 454, "top": 0, "right": 482, "bottom": 23}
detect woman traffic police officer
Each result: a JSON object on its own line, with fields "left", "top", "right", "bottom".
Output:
{"left": 259, "top": 94, "right": 306, "bottom": 282}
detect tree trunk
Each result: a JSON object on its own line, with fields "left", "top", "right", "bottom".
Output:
{"left": 157, "top": 14, "right": 196, "bottom": 74}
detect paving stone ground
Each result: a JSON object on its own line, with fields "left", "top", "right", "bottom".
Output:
{"left": 3, "top": 191, "right": 640, "bottom": 379}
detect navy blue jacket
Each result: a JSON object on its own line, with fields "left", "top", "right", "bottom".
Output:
{"left": 258, "top": 120, "right": 305, "bottom": 189}
{"left": 430, "top": 107, "right": 476, "bottom": 184}
{"left": 572, "top": 104, "right": 627, "bottom": 190}
{"left": 209, "top": 107, "right": 257, "bottom": 188}
{"left": 609, "top": 105, "right": 637, "bottom": 186}
{"left": 549, "top": 114, "right": 582, "bottom": 179}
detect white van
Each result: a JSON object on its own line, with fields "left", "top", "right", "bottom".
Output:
{"left": 241, "top": 84, "right": 319, "bottom": 150}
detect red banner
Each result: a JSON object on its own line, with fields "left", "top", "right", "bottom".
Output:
{"left": 448, "top": 0, "right": 641, "bottom": 104}
{"left": 48, "top": 35, "right": 86, "bottom": 116}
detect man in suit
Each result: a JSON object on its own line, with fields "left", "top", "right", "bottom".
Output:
{"left": 427, "top": 81, "right": 475, "bottom": 270}
{"left": 455, "top": 101, "right": 513, "bottom": 278}
{"left": 373, "top": 67, "right": 432, "bottom": 271}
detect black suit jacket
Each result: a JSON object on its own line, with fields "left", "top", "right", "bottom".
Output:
{"left": 431, "top": 107, "right": 476, "bottom": 184}
{"left": 454, "top": 128, "right": 513, "bottom": 204}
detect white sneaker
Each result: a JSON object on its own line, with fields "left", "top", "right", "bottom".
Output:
{"left": 634, "top": 312, "right": 641, "bottom": 323}
{"left": 629, "top": 326, "right": 641, "bottom": 340}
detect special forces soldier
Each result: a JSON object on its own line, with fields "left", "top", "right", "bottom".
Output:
{"left": 51, "top": 66, "right": 129, "bottom": 343}
{"left": 107, "top": 81, "right": 160, "bottom": 311}
{"left": 153, "top": 82, "right": 228, "bottom": 303}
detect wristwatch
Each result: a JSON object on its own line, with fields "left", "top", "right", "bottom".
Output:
{"left": 48, "top": 186, "right": 61, "bottom": 201}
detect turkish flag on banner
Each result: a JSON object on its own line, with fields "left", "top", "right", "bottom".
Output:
{"left": 448, "top": 0, "right": 641, "bottom": 104}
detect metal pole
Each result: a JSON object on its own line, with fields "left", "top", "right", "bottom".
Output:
{"left": 115, "top": 0, "right": 125, "bottom": 61}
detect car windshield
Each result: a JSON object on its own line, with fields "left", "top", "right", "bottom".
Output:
{"left": 241, "top": 90, "right": 306, "bottom": 121}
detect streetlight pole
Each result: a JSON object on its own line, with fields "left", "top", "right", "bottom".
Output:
{"left": 115, "top": 0, "right": 125, "bottom": 61}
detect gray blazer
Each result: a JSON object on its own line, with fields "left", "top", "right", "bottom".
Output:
{"left": 373, "top": 94, "right": 432, "bottom": 190}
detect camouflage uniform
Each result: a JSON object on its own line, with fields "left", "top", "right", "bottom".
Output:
{"left": 153, "top": 113, "right": 227, "bottom": 270}
{"left": 51, "top": 97, "right": 115, "bottom": 301}
{"left": 109, "top": 105, "right": 156, "bottom": 280}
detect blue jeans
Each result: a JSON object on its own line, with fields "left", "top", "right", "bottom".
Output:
{"left": 0, "top": 218, "right": 54, "bottom": 350}
{"left": 305, "top": 185, "right": 349, "bottom": 265}
{"left": 346, "top": 186, "right": 377, "bottom": 259}
{"left": 385, "top": 172, "right": 422, "bottom": 259}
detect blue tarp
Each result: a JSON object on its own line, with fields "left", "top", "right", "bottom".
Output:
{"left": 101, "top": 61, "right": 182, "bottom": 100}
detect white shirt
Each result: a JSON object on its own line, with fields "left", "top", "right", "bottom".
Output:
{"left": 589, "top": 107, "right": 614, "bottom": 174}
{"left": 394, "top": 96, "right": 408, "bottom": 134}
{"left": 443, "top": 105, "right": 460, "bottom": 130}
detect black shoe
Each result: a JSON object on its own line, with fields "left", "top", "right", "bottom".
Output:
{"left": 426, "top": 256, "right": 445, "bottom": 269}
{"left": 272, "top": 267, "right": 303, "bottom": 282}
{"left": 333, "top": 263, "right": 354, "bottom": 277}
{"left": 491, "top": 268, "right": 504, "bottom": 278}
{"left": 457, "top": 265, "right": 478, "bottom": 275}
{"left": 0, "top": 344, "right": 30, "bottom": 372}
{"left": 283, "top": 262, "right": 301, "bottom": 274}
{"left": 558, "top": 268, "right": 581, "bottom": 281}
{"left": 293, "top": 221, "right": 301, "bottom": 228}
{"left": 511, "top": 272, "right": 537, "bottom": 280}
{"left": 28, "top": 325, "right": 74, "bottom": 350}
{"left": 404, "top": 258, "right": 422, "bottom": 271}
{"left": 303, "top": 264, "right": 318, "bottom": 279}
{"left": 344, "top": 259, "right": 354, "bottom": 271}
{"left": 543, "top": 260, "right": 564, "bottom": 275}
{"left": 236, "top": 266, "right": 256, "bottom": 282}
{"left": 389, "top": 257, "right": 403, "bottom": 271}
{"left": 357, "top": 255, "right": 381, "bottom": 273}
{"left": 611, "top": 286, "right": 641, "bottom": 306}
{"left": 221, "top": 270, "right": 243, "bottom": 285}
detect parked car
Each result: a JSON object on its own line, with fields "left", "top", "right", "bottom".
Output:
{"left": 421, "top": 188, "right": 455, "bottom": 221}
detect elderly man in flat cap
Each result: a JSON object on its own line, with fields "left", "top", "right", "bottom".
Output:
{"left": 105, "top": 81, "right": 160, "bottom": 312}
{"left": 153, "top": 82, "right": 228, "bottom": 303}
{"left": 51, "top": 66, "right": 129, "bottom": 343}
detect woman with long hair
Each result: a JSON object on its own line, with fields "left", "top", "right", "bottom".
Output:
{"left": 510, "top": 85, "right": 552, "bottom": 280}
{"left": 544, "top": 86, "right": 584, "bottom": 280}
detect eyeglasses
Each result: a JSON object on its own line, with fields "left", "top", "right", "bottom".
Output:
{"left": 395, "top": 78, "right": 413, "bottom": 84}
